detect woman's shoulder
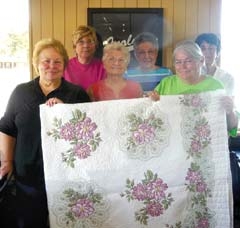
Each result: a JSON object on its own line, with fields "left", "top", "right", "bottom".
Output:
{"left": 204, "top": 75, "right": 224, "bottom": 88}
{"left": 160, "top": 74, "right": 177, "bottom": 82}
{"left": 214, "top": 67, "right": 234, "bottom": 81}
{"left": 155, "top": 66, "right": 172, "bottom": 74}
{"left": 127, "top": 66, "right": 172, "bottom": 75}
{"left": 126, "top": 79, "right": 142, "bottom": 88}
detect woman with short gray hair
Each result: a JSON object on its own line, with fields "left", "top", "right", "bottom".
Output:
{"left": 87, "top": 42, "right": 143, "bottom": 101}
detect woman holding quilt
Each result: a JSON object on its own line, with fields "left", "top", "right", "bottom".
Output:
{"left": 149, "top": 40, "right": 238, "bottom": 135}
{"left": 0, "top": 38, "right": 90, "bottom": 228}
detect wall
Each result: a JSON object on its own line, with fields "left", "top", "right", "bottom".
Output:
{"left": 29, "top": 0, "right": 221, "bottom": 77}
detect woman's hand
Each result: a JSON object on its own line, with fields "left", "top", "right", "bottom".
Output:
{"left": 221, "top": 96, "right": 235, "bottom": 114}
{"left": 45, "top": 97, "right": 63, "bottom": 107}
{"left": 147, "top": 91, "right": 160, "bottom": 101}
{"left": 221, "top": 96, "right": 238, "bottom": 130}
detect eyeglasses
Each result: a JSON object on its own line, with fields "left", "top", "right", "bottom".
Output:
{"left": 40, "top": 59, "right": 64, "bottom": 67}
{"left": 106, "top": 57, "right": 127, "bottom": 64}
{"left": 77, "top": 40, "right": 95, "bottom": 46}
{"left": 174, "top": 59, "right": 194, "bottom": 66}
{"left": 136, "top": 50, "right": 156, "bottom": 57}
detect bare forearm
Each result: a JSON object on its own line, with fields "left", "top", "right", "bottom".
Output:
{"left": 227, "top": 110, "right": 239, "bottom": 131}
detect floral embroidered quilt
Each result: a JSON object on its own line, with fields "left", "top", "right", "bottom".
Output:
{"left": 40, "top": 91, "right": 232, "bottom": 228}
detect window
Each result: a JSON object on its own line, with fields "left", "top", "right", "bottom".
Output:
{"left": 0, "top": 0, "right": 29, "bottom": 116}
{"left": 221, "top": 1, "right": 240, "bottom": 112}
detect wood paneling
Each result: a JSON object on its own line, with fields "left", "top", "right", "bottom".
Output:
{"left": 29, "top": 0, "right": 222, "bottom": 77}
{"left": 77, "top": 0, "right": 88, "bottom": 26}
{"left": 101, "top": 0, "right": 113, "bottom": 7}
{"left": 137, "top": 0, "right": 149, "bottom": 8}
{"left": 210, "top": 0, "right": 221, "bottom": 34}
{"left": 88, "top": 0, "right": 101, "bottom": 8}
{"left": 150, "top": 0, "right": 162, "bottom": 8}
{"left": 41, "top": 0, "right": 53, "bottom": 38}
{"left": 185, "top": 0, "right": 198, "bottom": 40}
{"left": 113, "top": 0, "right": 125, "bottom": 8}
{"left": 64, "top": 1, "right": 77, "bottom": 56}
{"left": 125, "top": 0, "right": 137, "bottom": 8}
{"left": 198, "top": 0, "right": 211, "bottom": 33}
{"left": 162, "top": 0, "right": 174, "bottom": 68}
{"left": 173, "top": 0, "right": 186, "bottom": 44}
{"left": 53, "top": 0, "right": 65, "bottom": 41}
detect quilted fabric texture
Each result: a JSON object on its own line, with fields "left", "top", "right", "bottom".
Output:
{"left": 40, "top": 90, "right": 232, "bottom": 228}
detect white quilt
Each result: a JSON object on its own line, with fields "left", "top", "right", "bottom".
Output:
{"left": 40, "top": 91, "right": 232, "bottom": 228}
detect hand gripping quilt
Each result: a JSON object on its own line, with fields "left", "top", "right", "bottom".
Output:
{"left": 40, "top": 90, "right": 233, "bottom": 228}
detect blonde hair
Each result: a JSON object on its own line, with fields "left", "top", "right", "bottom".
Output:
{"left": 72, "top": 25, "right": 98, "bottom": 48}
{"left": 32, "top": 38, "right": 69, "bottom": 74}
{"left": 102, "top": 42, "right": 130, "bottom": 65}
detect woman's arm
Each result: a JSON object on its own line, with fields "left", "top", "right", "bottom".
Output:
{"left": 0, "top": 132, "right": 16, "bottom": 178}
{"left": 221, "top": 96, "right": 239, "bottom": 134}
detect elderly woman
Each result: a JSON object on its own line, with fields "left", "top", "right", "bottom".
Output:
{"left": 87, "top": 42, "right": 143, "bottom": 101}
{"left": 126, "top": 32, "right": 172, "bottom": 91}
{"left": 150, "top": 40, "right": 238, "bottom": 135}
{"left": 64, "top": 25, "right": 106, "bottom": 90}
{"left": 0, "top": 38, "right": 90, "bottom": 227}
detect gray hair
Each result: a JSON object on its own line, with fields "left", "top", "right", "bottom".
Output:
{"left": 133, "top": 32, "right": 159, "bottom": 50}
{"left": 173, "top": 40, "right": 204, "bottom": 61}
{"left": 102, "top": 42, "right": 130, "bottom": 65}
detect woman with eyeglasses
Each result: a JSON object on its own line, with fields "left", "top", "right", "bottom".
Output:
{"left": 87, "top": 42, "right": 143, "bottom": 101}
{"left": 149, "top": 40, "right": 238, "bottom": 136}
{"left": 126, "top": 32, "right": 172, "bottom": 92}
{"left": 0, "top": 38, "right": 90, "bottom": 228}
{"left": 64, "top": 25, "right": 106, "bottom": 90}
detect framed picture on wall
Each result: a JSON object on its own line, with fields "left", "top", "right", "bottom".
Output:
{"left": 87, "top": 8, "right": 164, "bottom": 68}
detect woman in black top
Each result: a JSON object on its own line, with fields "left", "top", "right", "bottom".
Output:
{"left": 0, "top": 38, "right": 90, "bottom": 228}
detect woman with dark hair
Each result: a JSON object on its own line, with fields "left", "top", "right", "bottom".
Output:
{"left": 195, "top": 33, "right": 235, "bottom": 96}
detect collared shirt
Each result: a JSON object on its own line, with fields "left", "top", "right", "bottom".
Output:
{"left": 0, "top": 77, "right": 90, "bottom": 187}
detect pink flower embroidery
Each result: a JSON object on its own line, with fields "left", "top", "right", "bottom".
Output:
{"left": 133, "top": 123, "right": 155, "bottom": 144}
{"left": 71, "top": 198, "right": 95, "bottom": 218}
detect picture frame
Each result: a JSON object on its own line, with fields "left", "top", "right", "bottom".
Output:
{"left": 87, "top": 8, "right": 164, "bottom": 68}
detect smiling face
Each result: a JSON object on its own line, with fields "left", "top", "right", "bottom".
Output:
{"left": 38, "top": 47, "right": 64, "bottom": 82}
{"left": 103, "top": 49, "right": 128, "bottom": 77}
{"left": 134, "top": 41, "right": 158, "bottom": 71}
{"left": 174, "top": 50, "right": 203, "bottom": 84}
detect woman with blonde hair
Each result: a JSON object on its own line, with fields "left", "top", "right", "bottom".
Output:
{"left": 0, "top": 38, "right": 90, "bottom": 227}
{"left": 64, "top": 25, "right": 106, "bottom": 90}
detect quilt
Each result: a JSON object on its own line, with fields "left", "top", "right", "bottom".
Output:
{"left": 40, "top": 90, "right": 232, "bottom": 228}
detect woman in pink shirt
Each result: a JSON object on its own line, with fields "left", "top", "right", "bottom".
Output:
{"left": 64, "top": 25, "right": 106, "bottom": 90}
{"left": 87, "top": 42, "right": 143, "bottom": 101}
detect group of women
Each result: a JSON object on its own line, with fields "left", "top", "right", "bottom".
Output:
{"left": 0, "top": 25, "right": 238, "bottom": 228}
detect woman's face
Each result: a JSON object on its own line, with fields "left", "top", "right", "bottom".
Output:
{"left": 75, "top": 35, "right": 96, "bottom": 60}
{"left": 199, "top": 41, "right": 218, "bottom": 66}
{"left": 134, "top": 41, "right": 158, "bottom": 71}
{"left": 38, "top": 47, "right": 64, "bottom": 81}
{"left": 174, "top": 50, "right": 203, "bottom": 83}
{"left": 103, "top": 50, "right": 128, "bottom": 76}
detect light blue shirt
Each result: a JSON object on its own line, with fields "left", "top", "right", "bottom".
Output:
{"left": 126, "top": 67, "right": 172, "bottom": 91}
